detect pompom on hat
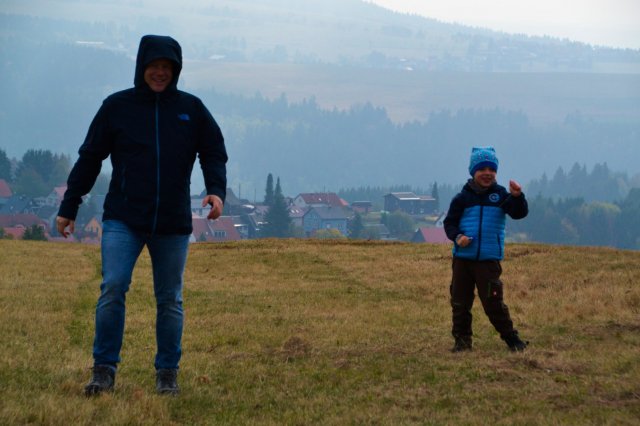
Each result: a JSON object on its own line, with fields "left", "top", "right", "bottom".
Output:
{"left": 469, "top": 146, "right": 499, "bottom": 176}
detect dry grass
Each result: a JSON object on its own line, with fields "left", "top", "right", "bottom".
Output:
{"left": 0, "top": 239, "right": 638, "bottom": 425}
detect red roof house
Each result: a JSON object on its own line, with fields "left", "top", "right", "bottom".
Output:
{"left": 412, "top": 227, "right": 451, "bottom": 244}
{"left": 293, "top": 193, "right": 348, "bottom": 208}
{"left": 0, "top": 179, "right": 12, "bottom": 198}
{"left": 191, "top": 216, "right": 241, "bottom": 242}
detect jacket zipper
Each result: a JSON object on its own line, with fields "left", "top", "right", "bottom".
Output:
{"left": 152, "top": 94, "right": 160, "bottom": 234}
{"left": 475, "top": 205, "right": 484, "bottom": 260}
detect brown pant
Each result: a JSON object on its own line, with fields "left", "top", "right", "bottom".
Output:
{"left": 450, "top": 258, "right": 515, "bottom": 339}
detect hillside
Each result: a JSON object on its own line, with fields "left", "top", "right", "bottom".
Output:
{"left": 1, "top": 239, "right": 638, "bottom": 424}
{"left": 185, "top": 62, "right": 640, "bottom": 123}
{"left": 3, "top": 0, "right": 639, "bottom": 72}
{"left": 2, "top": 1, "right": 640, "bottom": 205}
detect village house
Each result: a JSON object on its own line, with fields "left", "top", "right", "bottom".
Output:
{"left": 412, "top": 227, "right": 451, "bottom": 244}
{"left": 384, "top": 192, "right": 437, "bottom": 216}
{"left": 0, "top": 213, "right": 49, "bottom": 239}
{"left": 363, "top": 223, "right": 391, "bottom": 240}
{"left": 83, "top": 216, "right": 103, "bottom": 239}
{"left": 293, "top": 192, "right": 348, "bottom": 209}
{"left": 37, "top": 185, "right": 67, "bottom": 207}
{"left": 0, "top": 179, "right": 12, "bottom": 207}
{"left": 190, "top": 216, "right": 241, "bottom": 243}
{"left": 302, "top": 206, "right": 350, "bottom": 237}
{"left": 240, "top": 212, "right": 263, "bottom": 239}
{"left": 350, "top": 201, "right": 373, "bottom": 215}
{"left": 193, "top": 188, "right": 252, "bottom": 218}
{"left": 287, "top": 205, "right": 308, "bottom": 229}
{"left": 0, "top": 195, "right": 35, "bottom": 215}
{"left": 231, "top": 216, "right": 249, "bottom": 239}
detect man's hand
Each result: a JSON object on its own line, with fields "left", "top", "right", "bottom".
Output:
{"left": 509, "top": 180, "right": 522, "bottom": 197}
{"left": 56, "top": 216, "right": 75, "bottom": 238}
{"left": 202, "top": 195, "right": 224, "bottom": 220}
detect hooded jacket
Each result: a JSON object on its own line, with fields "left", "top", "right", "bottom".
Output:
{"left": 444, "top": 181, "right": 528, "bottom": 261}
{"left": 58, "top": 35, "right": 227, "bottom": 235}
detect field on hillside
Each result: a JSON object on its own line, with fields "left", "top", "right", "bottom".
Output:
{"left": 0, "top": 239, "right": 638, "bottom": 425}
{"left": 184, "top": 62, "right": 640, "bottom": 124}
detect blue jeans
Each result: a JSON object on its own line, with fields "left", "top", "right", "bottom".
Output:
{"left": 93, "top": 220, "right": 190, "bottom": 370}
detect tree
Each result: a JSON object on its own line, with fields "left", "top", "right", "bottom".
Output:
{"left": 13, "top": 149, "right": 71, "bottom": 196}
{"left": 18, "top": 149, "right": 56, "bottom": 183}
{"left": 575, "top": 202, "right": 620, "bottom": 246}
{"left": 348, "top": 212, "right": 364, "bottom": 239}
{"left": 386, "top": 211, "right": 415, "bottom": 241}
{"left": 49, "top": 153, "right": 71, "bottom": 187}
{"left": 431, "top": 182, "right": 440, "bottom": 212}
{"left": 22, "top": 224, "right": 47, "bottom": 241}
{"left": 362, "top": 226, "right": 380, "bottom": 240}
{"left": 262, "top": 177, "right": 292, "bottom": 238}
{"left": 264, "top": 173, "right": 274, "bottom": 207}
{"left": 0, "top": 148, "right": 11, "bottom": 181}
{"left": 616, "top": 188, "right": 640, "bottom": 249}
{"left": 12, "top": 166, "right": 49, "bottom": 197}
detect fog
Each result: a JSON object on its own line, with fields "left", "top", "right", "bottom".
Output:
{"left": 367, "top": 0, "right": 640, "bottom": 50}
{"left": 1, "top": 0, "right": 639, "bottom": 197}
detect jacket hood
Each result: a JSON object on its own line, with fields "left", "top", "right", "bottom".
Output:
{"left": 134, "top": 35, "right": 182, "bottom": 92}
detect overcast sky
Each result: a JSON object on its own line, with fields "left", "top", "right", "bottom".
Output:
{"left": 367, "top": 0, "right": 640, "bottom": 49}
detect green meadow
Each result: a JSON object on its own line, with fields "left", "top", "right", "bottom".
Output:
{"left": 0, "top": 239, "right": 638, "bottom": 425}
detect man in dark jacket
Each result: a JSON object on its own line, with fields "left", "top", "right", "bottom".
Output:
{"left": 56, "top": 35, "right": 228, "bottom": 396}
{"left": 443, "top": 147, "right": 528, "bottom": 353}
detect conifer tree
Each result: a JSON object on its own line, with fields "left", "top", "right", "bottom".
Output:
{"left": 431, "top": 182, "right": 440, "bottom": 212}
{"left": 262, "top": 177, "right": 291, "bottom": 238}
{"left": 348, "top": 212, "right": 364, "bottom": 239}
{"left": 264, "top": 173, "right": 274, "bottom": 206}
{"left": 0, "top": 148, "right": 11, "bottom": 181}
{"left": 22, "top": 224, "right": 47, "bottom": 241}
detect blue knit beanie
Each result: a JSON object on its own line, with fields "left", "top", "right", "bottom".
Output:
{"left": 469, "top": 146, "right": 499, "bottom": 176}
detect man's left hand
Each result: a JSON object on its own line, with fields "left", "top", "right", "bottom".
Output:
{"left": 202, "top": 195, "right": 224, "bottom": 220}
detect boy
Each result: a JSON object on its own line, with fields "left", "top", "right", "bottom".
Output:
{"left": 443, "top": 147, "right": 528, "bottom": 352}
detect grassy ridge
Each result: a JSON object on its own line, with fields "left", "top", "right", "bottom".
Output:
{"left": 0, "top": 239, "right": 638, "bottom": 424}
{"left": 185, "top": 62, "right": 640, "bottom": 124}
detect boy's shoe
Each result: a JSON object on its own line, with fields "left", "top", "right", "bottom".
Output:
{"left": 84, "top": 365, "right": 115, "bottom": 396}
{"left": 503, "top": 332, "right": 529, "bottom": 352}
{"left": 451, "top": 336, "right": 473, "bottom": 352}
{"left": 156, "top": 369, "right": 180, "bottom": 395}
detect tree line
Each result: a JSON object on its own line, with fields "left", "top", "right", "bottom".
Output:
{"left": 3, "top": 147, "right": 640, "bottom": 249}
{"left": 508, "top": 189, "right": 640, "bottom": 249}
{"left": 0, "top": 148, "right": 70, "bottom": 196}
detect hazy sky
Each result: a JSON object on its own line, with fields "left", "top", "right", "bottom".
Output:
{"left": 367, "top": 0, "right": 640, "bottom": 49}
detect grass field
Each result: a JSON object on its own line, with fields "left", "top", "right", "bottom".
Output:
{"left": 0, "top": 239, "right": 638, "bottom": 425}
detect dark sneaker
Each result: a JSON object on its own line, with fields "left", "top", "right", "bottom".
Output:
{"left": 156, "top": 369, "right": 179, "bottom": 395}
{"left": 451, "top": 336, "right": 473, "bottom": 352}
{"left": 503, "top": 332, "right": 529, "bottom": 352}
{"left": 84, "top": 365, "right": 115, "bottom": 396}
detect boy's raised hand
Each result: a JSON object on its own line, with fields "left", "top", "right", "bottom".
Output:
{"left": 509, "top": 180, "right": 522, "bottom": 197}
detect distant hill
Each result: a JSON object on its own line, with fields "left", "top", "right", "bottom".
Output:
{"left": 2, "top": 0, "right": 639, "bottom": 72}
{"left": 1, "top": 2, "right": 639, "bottom": 194}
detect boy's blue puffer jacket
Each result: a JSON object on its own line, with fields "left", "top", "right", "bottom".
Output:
{"left": 444, "top": 181, "right": 528, "bottom": 261}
